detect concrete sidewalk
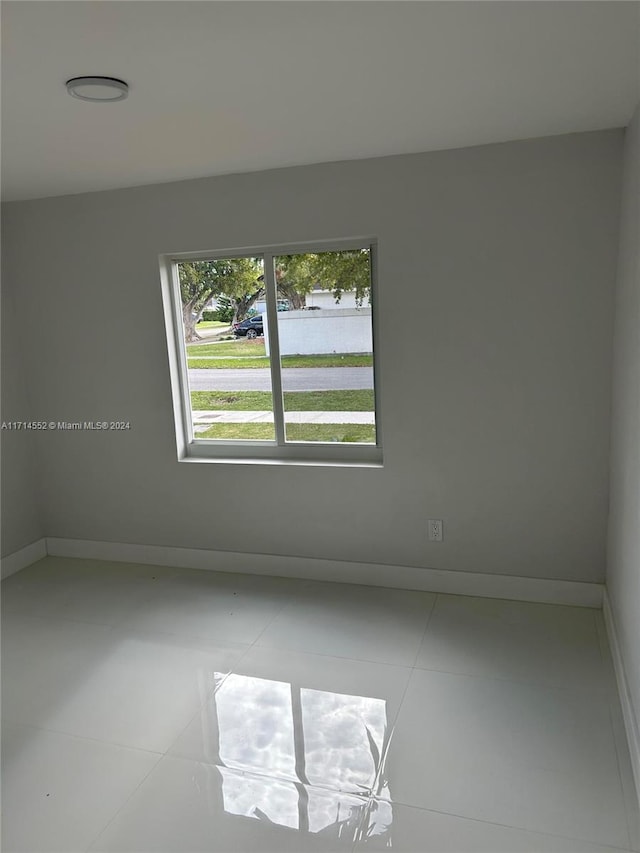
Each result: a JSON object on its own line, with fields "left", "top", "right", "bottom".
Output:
{"left": 192, "top": 409, "right": 375, "bottom": 428}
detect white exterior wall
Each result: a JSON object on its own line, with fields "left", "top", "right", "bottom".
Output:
{"left": 306, "top": 291, "right": 358, "bottom": 309}
{"left": 264, "top": 307, "right": 372, "bottom": 355}
{"left": 255, "top": 290, "right": 358, "bottom": 314}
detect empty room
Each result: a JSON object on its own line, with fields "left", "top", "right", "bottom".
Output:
{"left": 1, "top": 2, "right": 639, "bottom": 852}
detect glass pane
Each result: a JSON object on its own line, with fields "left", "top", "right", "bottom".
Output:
{"left": 270, "top": 249, "right": 376, "bottom": 444}
{"left": 177, "top": 257, "right": 275, "bottom": 441}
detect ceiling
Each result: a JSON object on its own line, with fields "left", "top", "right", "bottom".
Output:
{"left": 2, "top": 1, "right": 638, "bottom": 202}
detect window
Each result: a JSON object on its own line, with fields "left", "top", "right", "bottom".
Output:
{"left": 160, "top": 239, "right": 381, "bottom": 465}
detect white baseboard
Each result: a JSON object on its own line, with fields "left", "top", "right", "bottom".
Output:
{"left": 1, "top": 538, "right": 47, "bottom": 579}
{"left": 44, "top": 536, "right": 603, "bottom": 608}
{"left": 603, "top": 589, "right": 640, "bottom": 805}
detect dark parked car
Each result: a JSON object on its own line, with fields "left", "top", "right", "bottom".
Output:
{"left": 233, "top": 315, "right": 264, "bottom": 338}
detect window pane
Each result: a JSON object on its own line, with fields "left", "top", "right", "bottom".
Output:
{"left": 177, "top": 257, "right": 275, "bottom": 441}
{"left": 269, "top": 249, "right": 376, "bottom": 444}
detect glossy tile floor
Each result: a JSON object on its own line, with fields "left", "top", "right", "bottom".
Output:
{"left": 2, "top": 556, "right": 638, "bottom": 853}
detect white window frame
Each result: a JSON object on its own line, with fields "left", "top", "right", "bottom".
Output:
{"left": 160, "top": 238, "right": 382, "bottom": 466}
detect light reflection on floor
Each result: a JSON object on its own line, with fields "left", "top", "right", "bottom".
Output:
{"left": 205, "top": 672, "right": 393, "bottom": 841}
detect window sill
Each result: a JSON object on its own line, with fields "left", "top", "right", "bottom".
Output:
{"left": 179, "top": 456, "right": 383, "bottom": 468}
{"left": 177, "top": 444, "right": 383, "bottom": 468}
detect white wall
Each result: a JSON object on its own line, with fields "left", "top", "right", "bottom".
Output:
{"left": 256, "top": 293, "right": 358, "bottom": 313}
{"left": 306, "top": 291, "right": 358, "bottom": 310}
{"left": 256, "top": 293, "right": 358, "bottom": 314}
{"left": 0, "top": 250, "right": 43, "bottom": 557}
{"left": 265, "top": 308, "right": 372, "bottom": 356}
{"left": 607, "top": 106, "right": 640, "bottom": 755}
{"left": 1, "top": 130, "right": 623, "bottom": 581}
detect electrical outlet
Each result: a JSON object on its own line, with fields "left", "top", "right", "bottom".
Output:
{"left": 428, "top": 519, "right": 443, "bottom": 542}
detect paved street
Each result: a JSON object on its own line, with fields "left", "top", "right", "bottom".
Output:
{"left": 187, "top": 366, "right": 374, "bottom": 391}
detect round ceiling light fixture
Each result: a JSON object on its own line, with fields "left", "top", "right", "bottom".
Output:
{"left": 65, "top": 76, "right": 129, "bottom": 102}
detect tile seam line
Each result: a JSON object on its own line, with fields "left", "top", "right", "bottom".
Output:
{"left": 237, "top": 578, "right": 316, "bottom": 651}
{"left": 165, "top": 757, "right": 373, "bottom": 800}
{"left": 374, "top": 798, "right": 633, "bottom": 853}
{"left": 369, "top": 593, "right": 439, "bottom": 802}
{"left": 6, "top": 614, "right": 613, "bottom": 696}
{"left": 222, "top": 643, "right": 416, "bottom": 673}
{"left": 153, "top": 666, "right": 244, "bottom": 768}
{"left": 0, "top": 721, "right": 165, "bottom": 758}
{"left": 85, "top": 754, "right": 373, "bottom": 850}
{"left": 2, "top": 606, "right": 254, "bottom": 655}
{"left": 156, "top": 580, "right": 305, "bottom": 763}
{"left": 5, "top": 609, "right": 613, "bottom": 693}
{"left": 249, "top": 642, "right": 413, "bottom": 668}
{"left": 83, "top": 750, "right": 164, "bottom": 853}
{"left": 410, "top": 662, "right": 612, "bottom": 693}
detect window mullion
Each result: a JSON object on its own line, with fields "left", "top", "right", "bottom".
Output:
{"left": 263, "top": 253, "right": 286, "bottom": 445}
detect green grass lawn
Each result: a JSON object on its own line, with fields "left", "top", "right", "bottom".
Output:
{"left": 194, "top": 321, "right": 229, "bottom": 330}
{"left": 188, "top": 356, "right": 269, "bottom": 369}
{"left": 197, "top": 422, "right": 376, "bottom": 443}
{"left": 187, "top": 353, "right": 373, "bottom": 369}
{"left": 191, "top": 391, "right": 273, "bottom": 410}
{"left": 190, "top": 389, "right": 374, "bottom": 411}
{"left": 186, "top": 340, "right": 266, "bottom": 357}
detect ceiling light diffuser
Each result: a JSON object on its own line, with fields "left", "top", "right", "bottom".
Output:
{"left": 65, "top": 76, "right": 129, "bottom": 102}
